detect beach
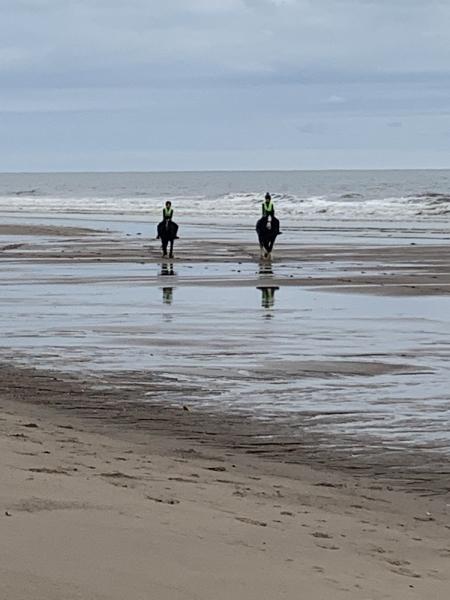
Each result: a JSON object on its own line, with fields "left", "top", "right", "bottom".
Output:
{"left": 0, "top": 170, "right": 450, "bottom": 598}
{"left": 1, "top": 364, "right": 449, "bottom": 599}
{"left": 0, "top": 213, "right": 450, "bottom": 600}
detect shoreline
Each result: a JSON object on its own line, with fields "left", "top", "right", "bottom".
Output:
{"left": 1, "top": 363, "right": 449, "bottom": 496}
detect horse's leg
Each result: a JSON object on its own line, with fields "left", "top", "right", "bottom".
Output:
{"left": 162, "top": 238, "right": 167, "bottom": 257}
{"left": 262, "top": 238, "right": 273, "bottom": 260}
{"left": 169, "top": 239, "right": 174, "bottom": 259}
{"left": 264, "top": 237, "right": 273, "bottom": 258}
{"left": 259, "top": 237, "right": 266, "bottom": 258}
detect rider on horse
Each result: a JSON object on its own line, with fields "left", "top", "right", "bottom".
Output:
{"left": 157, "top": 200, "right": 179, "bottom": 258}
{"left": 257, "top": 192, "right": 280, "bottom": 259}
{"left": 157, "top": 201, "right": 179, "bottom": 240}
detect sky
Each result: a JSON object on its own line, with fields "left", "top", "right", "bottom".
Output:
{"left": 1, "top": 0, "right": 450, "bottom": 171}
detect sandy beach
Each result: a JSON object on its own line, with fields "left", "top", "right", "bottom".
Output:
{"left": 1, "top": 366, "right": 449, "bottom": 600}
{"left": 1, "top": 220, "right": 449, "bottom": 598}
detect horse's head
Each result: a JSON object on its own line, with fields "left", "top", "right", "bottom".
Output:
{"left": 265, "top": 215, "right": 272, "bottom": 231}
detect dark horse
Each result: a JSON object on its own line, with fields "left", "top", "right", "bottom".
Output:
{"left": 157, "top": 218, "right": 178, "bottom": 258}
{"left": 256, "top": 215, "right": 280, "bottom": 259}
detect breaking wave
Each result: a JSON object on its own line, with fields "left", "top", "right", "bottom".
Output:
{"left": 0, "top": 189, "right": 450, "bottom": 220}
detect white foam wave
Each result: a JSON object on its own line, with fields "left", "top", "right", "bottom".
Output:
{"left": 0, "top": 190, "right": 449, "bottom": 220}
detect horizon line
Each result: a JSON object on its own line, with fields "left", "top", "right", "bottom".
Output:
{"left": 0, "top": 167, "right": 449, "bottom": 175}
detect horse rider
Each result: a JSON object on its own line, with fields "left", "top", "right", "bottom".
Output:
{"left": 262, "top": 192, "right": 275, "bottom": 217}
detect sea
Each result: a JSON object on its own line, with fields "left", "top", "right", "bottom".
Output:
{"left": 0, "top": 169, "right": 450, "bottom": 222}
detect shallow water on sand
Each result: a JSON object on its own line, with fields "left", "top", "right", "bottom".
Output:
{"left": 1, "top": 259, "right": 449, "bottom": 453}
{"left": 1, "top": 211, "right": 449, "bottom": 246}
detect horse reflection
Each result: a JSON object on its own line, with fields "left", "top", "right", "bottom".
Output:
{"left": 257, "top": 286, "right": 279, "bottom": 311}
{"left": 160, "top": 262, "right": 175, "bottom": 277}
{"left": 159, "top": 263, "right": 175, "bottom": 306}
{"left": 162, "top": 287, "right": 173, "bottom": 305}
{"left": 258, "top": 262, "right": 274, "bottom": 277}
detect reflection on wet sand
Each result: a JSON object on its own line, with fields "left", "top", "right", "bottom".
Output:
{"left": 159, "top": 262, "right": 175, "bottom": 306}
{"left": 2, "top": 242, "right": 450, "bottom": 461}
{"left": 258, "top": 262, "right": 274, "bottom": 277}
{"left": 160, "top": 262, "right": 175, "bottom": 277}
{"left": 257, "top": 261, "right": 278, "bottom": 315}
{"left": 162, "top": 287, "right": 173, "bottom": 305}
{"left": 257, "top": 286, "right": 280, "bottom": 313}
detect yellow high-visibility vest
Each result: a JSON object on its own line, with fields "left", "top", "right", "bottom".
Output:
{"left": 262, "top": 201, "right": 274, "bottom": 215}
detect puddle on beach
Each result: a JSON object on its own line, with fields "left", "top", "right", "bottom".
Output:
{"left": 0, "top": 258, "right": 428, "bottom": 288}
{"left": 1, "top": 259, "right": 450, "bottom": 454}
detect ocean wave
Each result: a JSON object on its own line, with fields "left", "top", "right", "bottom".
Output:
{"left": 406, "top": 192, "right": 450, "bottom": 206}
{"left": 0, "top": 190, "right": 449, "bottom": 220}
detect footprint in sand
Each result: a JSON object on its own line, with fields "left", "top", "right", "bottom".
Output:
{"left": 311, "top": 566, "right": 325, "bottom": 574}
{"left": 28, "top": 467, "right": 74, "bottom": 475}
{"left": 10, "top": 498, "right": 95, "bottom": 513}
{"left": 97, "top": 471, "right": 140, "bottom": 488}
{"left": 97, "top": 471, "right": 138, "bottom": 480}
{"left": 314, "top": 482, "right": 344, "bottom": 489}
{"left": 388, "top": 566, "right": 421, "bottom": 578}
{"left": 385, "top": 558, "right": 421, "bottom": 579}
{"left": 311, "top": 531, "right": 333, "bottom": 539}
{"left": 316, "top": 543, "right": 340, "bottom": 551}
{"left": 168, "top": 476, "right": 200, "bottom": 483}
{"left": 235, "top": 516, "right": 267, "bottom": 527}
{"left": 146, "top": 495, "right": 180, "bottom": 505}
{"left": 368, "top": 545, "right": 388, "bottom": 555}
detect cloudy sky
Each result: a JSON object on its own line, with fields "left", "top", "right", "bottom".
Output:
{"left": 1, "top": 0, "right": 449, "bottom": 171}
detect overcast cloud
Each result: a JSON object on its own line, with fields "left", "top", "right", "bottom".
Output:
{"left": 1, "top": 0, "right": 449, "bottom": 170}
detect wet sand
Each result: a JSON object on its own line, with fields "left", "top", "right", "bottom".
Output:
{"left": 1, "top": 222, "right": 450, "bottom": 295}
{"left": 1, "top": 220, "right": 449, "bottom": 598}
{"left": 0, "top": 223, "right": 100, "bottom": 237}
